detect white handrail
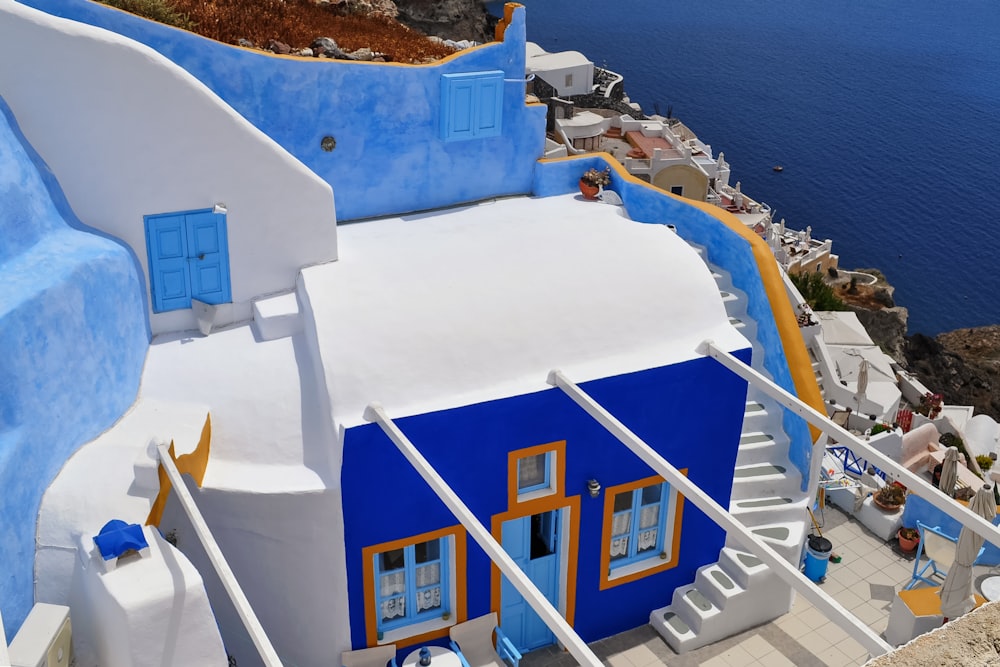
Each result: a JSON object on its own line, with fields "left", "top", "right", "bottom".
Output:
{"left": 701, "top": 341, "right": 1000, "bottom": 547}
{"left": 363, "top": 403, "right": 603, "bottom": 667}
{"left": 156, "top": 443, "right": 283, "bottom": 667}
{"left": 546, "top": 369, "right": 892, "bottom": 658}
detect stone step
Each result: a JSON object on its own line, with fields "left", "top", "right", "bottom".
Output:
{"left": 694, "top": 563, "right": 744, "bottom": 611}
{"left": 649, "top": 606, "right": 699, "bottom": 653}
{"left": 731, "top": 461, "right": 801, "bottom": 500}
{"left": 737, "top": 520, "right": 808, "bottom": 566}
{"left": 670, "top": 584, "right": 721, "bottom": 634}
{"left": 717, "top": 547, "right": 769, "bottom": 589}
{"left": 251, "top": 291, "right": 302, "bottom": 341}
{"left": 730, "top": 494, "right": 811, "bottom": 526}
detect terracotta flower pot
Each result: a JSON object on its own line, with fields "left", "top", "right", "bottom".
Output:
{"left": 579, "top": 179, "right": 600, "bottom": 200}
{"left": 898, "top": 529, "right": 920, "bottom": 552}
{"left": 872, "top": 495, "right": 902, "bottom": 512}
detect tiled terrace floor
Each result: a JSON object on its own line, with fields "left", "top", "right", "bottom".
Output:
{"left": 521, "top": 504, "right": 993, "bottom": 666}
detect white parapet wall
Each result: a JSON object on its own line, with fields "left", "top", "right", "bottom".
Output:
{"left": 0, "top": 0, "right": 338, "bottom": 336}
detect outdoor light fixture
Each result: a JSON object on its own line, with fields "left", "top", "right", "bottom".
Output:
{"left": 213, "top": 202, "right": 227, "bottom": 215}
{"left": 587, "top": 479, "right": 601, "bottom": 498}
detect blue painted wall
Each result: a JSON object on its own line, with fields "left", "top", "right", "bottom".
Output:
{"left": 534, "top": 157, "right": 814, "bottom": 490}
{"left": 901, "top": 494, "right": 1000, "bottom": 567}
{"left": 22, "top": 0, "right": 547, "bottom": 222}
{"left": 0, "top": 96, "right": 147, "bottom": 635}
{"left": 342, "top": 356, "right": 750, "bottom": 652}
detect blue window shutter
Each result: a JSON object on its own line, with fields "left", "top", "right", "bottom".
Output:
{"left": 145, "top": 213, "right": 191, "bottom": 313}
{"left": 475, "top": 75, "right": 503, "bottom": 138}
{"left": 442, "top": 71, "right": 504, "bottom": 141}
{"left": 443, "top": 77, "right": 476, "bottom": 141}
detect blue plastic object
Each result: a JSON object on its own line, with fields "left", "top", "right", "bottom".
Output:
{"left": 803, "top": 534, "right": 832, "bottom": 582}
{"left": 93, "top": 519, "right": 148, "bottom": 560}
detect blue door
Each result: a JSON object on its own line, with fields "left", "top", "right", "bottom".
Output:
{"left": 146, "top": 209, "right": 231, "bottom": 313}
{"left": 500, "top": 510, "right": 560, "bottom": 653}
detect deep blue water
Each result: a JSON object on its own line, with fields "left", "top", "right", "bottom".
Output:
{"left": 492, "top": 0, "right": 1000, "bottom": 335}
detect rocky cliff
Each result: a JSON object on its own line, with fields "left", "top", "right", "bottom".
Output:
{"left": 905, "top": 326, "right": 1000, "bottom": 421}
{"left": 394, "top": 0, "right": 496, "bottom": 43}
{"left": 834, "top": 268, "right": 1000, "bottom": 420}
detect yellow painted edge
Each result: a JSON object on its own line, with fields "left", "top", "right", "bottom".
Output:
{"left": 506, "top": 440, "right": 566, "bottom": 508}
{"left": 598, "top": 471, "right": 686, "bottom": 590}
{"left": 361, "top": 524, "right": 468, "bottom": 649}
{"left": 539, "top": 153, "right": 825, "bottom": 441}
{"left": 495, "top": 3, "right": 522, "bottom": 41}
{"left": 490, "top": 493, "right": 580, "bottom": 629}
{"left": 146, "top": 413, "right": 212, "bottom": 526}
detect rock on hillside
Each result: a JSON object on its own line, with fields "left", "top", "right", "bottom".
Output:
{"left": 394, "top": 0, "right": 495, "bottom": 43}
{"left": 905, "top": 326, "right": 1000, "bottom": 421}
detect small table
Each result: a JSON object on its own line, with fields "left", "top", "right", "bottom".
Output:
{"left": 402, "top": 646, "right": 461, "bottom": 667}
{"left": 981, "top": 575, "right": 1000, "bottom": 602}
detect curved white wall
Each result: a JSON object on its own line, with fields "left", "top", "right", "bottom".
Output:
{"left": 0, "top": 0, "right": 337, "bottom": 335}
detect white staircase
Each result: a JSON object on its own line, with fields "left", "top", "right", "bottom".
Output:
{"left": 651, "top": 246, "right": 810, "bottom": 652}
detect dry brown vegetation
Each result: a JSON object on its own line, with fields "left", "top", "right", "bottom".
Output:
{"left": 100, "top": 0, "right": 457, "bottom": 63}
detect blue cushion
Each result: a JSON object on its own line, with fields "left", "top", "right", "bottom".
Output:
{"left": 93, "top": 520, "right": 148, "bottom": 560}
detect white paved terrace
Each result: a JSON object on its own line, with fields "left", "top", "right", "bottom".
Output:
{"left": 522, "top": 504, "right": 997, "bottom": 667}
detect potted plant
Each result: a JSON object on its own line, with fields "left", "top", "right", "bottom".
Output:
{"left": 897, "top": 526, "right": 920, "bottom": 552}
{"left": 873, "top": 484, "right": 906, "bottom": 512}
{"left": 579, "top": 167, "right": 611, "bottom": 200}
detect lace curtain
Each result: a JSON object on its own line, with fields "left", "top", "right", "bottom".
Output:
{"left": 637, "top": 502, "right": 661, "bottom": 552}
{"left": 610, "top": 536, "right": 629, "bottom": 558}
{"left": 380, "top": 572, "right": 406, "bottom": 621}
{"left": 416, "top": 587, "right": 441, "bottom": 612}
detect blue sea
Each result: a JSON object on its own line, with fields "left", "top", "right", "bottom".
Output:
{"left": 490, "top": 0, "right": 1000, "bottom": 335}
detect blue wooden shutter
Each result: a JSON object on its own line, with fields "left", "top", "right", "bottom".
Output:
{"left": 186, "top": 211, "right": 232, "bottom": 305}
{"left": 145, "top": 209, "right": 232, "bottom": 313}
{"left": 441, "top": 71, "right": 504, "bottom": 141}
{"left": 146, "top": 213, "right": 192, "bottom": 312}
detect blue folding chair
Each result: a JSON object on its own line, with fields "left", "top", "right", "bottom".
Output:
{"left": 904, "top": 523, "right": 976, "bottom": 590}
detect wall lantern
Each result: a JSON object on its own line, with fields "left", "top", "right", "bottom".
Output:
{"left": 587, "top": 479, "right": 601, "bottom": 498}
{"left": 213, "top": 202, "right": 228, "bottom": 215}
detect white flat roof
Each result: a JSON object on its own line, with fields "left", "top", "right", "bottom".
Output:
{"left": 526, "top": 50, "right": 592, "bottom": 72}
{"left": 303, "top": 194, "right": 749, "bottom": 427}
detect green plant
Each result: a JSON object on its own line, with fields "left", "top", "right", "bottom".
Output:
{"left": 898, "top": 527, "right": 919, "bottom": 541}
{"left": 581, "top": 167, "right": 611, "bottom": 187}
{"left": 789, "top": 271, "right": 847, "bottom": 312}
{"left": 976, "top": 455, "right": 994, "bottom": 472}
{"left": 874, "top": 484, "right": 906, "bottom": 507}
{"left": 98, "top": 0, "right": 196, "bottom": 30}
{"left": 870, "top": 423, "right": 892, "bottom": 436}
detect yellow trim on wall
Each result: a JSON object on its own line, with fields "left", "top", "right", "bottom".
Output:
{"left": 489, "top": 494, "right": 580, "bottom": 630}
{"left": 506, "top": 440, "right": 566, "bottom": 507}
{"left": 494, "top": 3, "right": 523, "bottom": 42}
{"left": 598, "top": 472, "right": 686, "bottom": 590}
{"left": 361, "top": 525, "right": 468, "bottom": 649}
{"left": 146, "top": 413, "right": 212, "bottom": 526}
{"left": 539, "top": 153, "right": 825, "bottom": 441}
{"left": 492, "top": 439, "right": 578, "bottom": 630}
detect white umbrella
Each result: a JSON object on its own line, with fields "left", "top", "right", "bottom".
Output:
{"left": 939, "top": 484, "right": 997, "bottom": 619}
{"left": 939, "top": 446, "right": 960, "bottom": 498}
{"left": 855, "top": 358, "right": 869, "bottom": 416}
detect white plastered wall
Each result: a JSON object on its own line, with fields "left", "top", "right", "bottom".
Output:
{"left": 0, "top": 0, "right": 337, "bottom": 335}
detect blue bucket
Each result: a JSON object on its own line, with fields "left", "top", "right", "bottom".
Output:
{"left": 803, "top": 534, "right": 832, "bottom": 582}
